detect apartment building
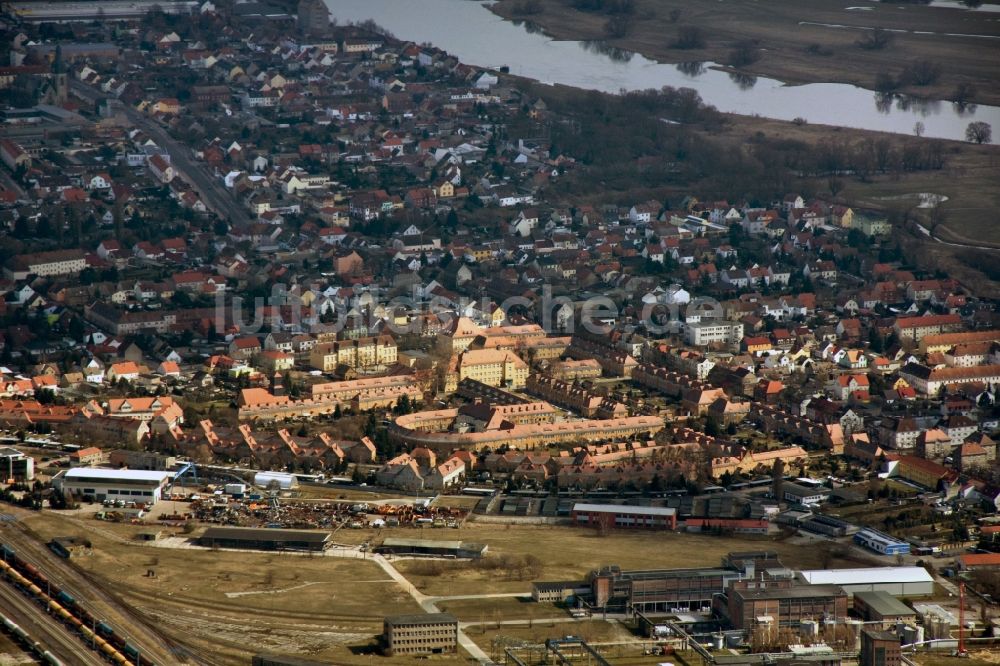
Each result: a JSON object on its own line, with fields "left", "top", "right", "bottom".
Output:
{"left": 685, "top": 320, "right": 744, "bottom": 347}
{"left": 309, "top": 335, "right": 397, "bottom": 372}
{"left": 893, "top": 314, "right": 963, "bottom": 342}
{"left": 4, "top": 249, "right": 87, "bottom": 280}
{"left": 457, "top": 349, "right": 528, "bottom": 389}
{"left": 898, "top": 363, "right": 1000, "bottom": 395}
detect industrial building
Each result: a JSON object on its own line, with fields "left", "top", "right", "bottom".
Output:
{"left": 853, "top": 591, "right": 917, "bottom": 629}
{"left": 0, "top": 447, "right": 34, "bottom": 481}
{"left": 581, "top": 552, "right": 792, "bottom": 612}
{"left": 571, "top": 503, "right": 677, "bottom": 530}
{"left": 853, "top": 529, "right": 910, "bottom": 556}
{"left": 197, "top": 527, "right": 331, "bottom": 552}
{"left": 797, "top": 567, "right": 933, "bottom": 597}
{"left": 55, "top": 468, "right": 172, "bottom": 504}
{"left": 375, "top": 538, "right": 487, "bottom": 559}
{"left": 859, "top": 629, "right": 901, "bottom": 666}
{"left": 531, "top": 580, "right": 592, "bottom": 603}
{"left": 382, "top": 613, "right": 458, "bottom": 655}
{"left": 108, "top": 449, "right": 176, "bottom": 471}
{"left": 726, "top": 583, "right": 848, "bottom": 630}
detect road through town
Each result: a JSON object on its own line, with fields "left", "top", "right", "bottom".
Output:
{"left": 69, "top": 79, "right": 252, "bottom": 227}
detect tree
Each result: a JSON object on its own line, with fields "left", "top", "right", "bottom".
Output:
{"left": 857, "top": 27, "right": 893, "bottom": 51}
{"left": 901, "top": 59, "right": 941, "bottom": 87}
{"left": 913, "top": 121, "right": 924, "bottom": 138}
{"left": 827, "top": 177, "right": 844, "bottom": 197}
{"left": 874, "top": 71, "right": 897, "bottom": 93}
{"left": 727, "top": 40, "right": 761, "bottom": 68}
{"left": 604, "top": 14, "right": 631, "bottom": 38}
{"left": 672, "top": 27, "right": 705, "bottom": 50}
{"left": 965, "top": 121, "right": 992, "bottom": 144}
{"left": 952, "top": 82, "right": 977, "bottom": 105}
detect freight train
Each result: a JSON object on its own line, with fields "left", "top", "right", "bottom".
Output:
{"left": 0, "top": 544, "right": 155, "bottom": 665}
{"left": 0, "top": 614, "right": 66, "bottom": 665}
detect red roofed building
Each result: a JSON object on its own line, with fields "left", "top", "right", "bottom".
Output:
{"left": 958, "top": 553, "right": 1000, "bottom": 571}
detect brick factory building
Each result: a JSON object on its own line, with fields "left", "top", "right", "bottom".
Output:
{"left": 571, "top": 503, "right": 677, "bottom": 530}
{"left": 727, "top": 582, "right": 848, "bottom": 630}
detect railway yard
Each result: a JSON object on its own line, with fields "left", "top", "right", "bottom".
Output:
{"left": 0, "top": 484, "right": 995, "bottom": 666}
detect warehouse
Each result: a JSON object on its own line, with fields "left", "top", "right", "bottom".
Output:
{"left": 383, "top": 613, "right": 458, "bottom": 656}
{"left": 854, "top": 528, "right": 910, "bottom": 556}
{"left": 55, "top": 468, "right": 171, "bottom": 504}
{"left": 798, "top": 567, "right": 933, "bottom": 597}
{"left": 853, "top": 591, "right": 917, "bottom": 629}
{"left": 197, "top": 527, "right": 331, "bottom": 552}
{"left": 571, "top": 503, "right": 677, "bottom": 530}
{"left": 375, "top": 538, "right": 487, "bottom": 559}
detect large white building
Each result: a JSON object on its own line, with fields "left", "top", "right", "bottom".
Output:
{"left": 55, "top": 468, "right": 172, "bottom": 504}
{"left": 798, "top": 566, "right": 934, "bottom": 597}
{"left": 684, "top": 320, "right": 744, "bottom": 347}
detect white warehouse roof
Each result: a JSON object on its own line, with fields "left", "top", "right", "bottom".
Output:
{"left": 799, "top": 566, "right": 933, "bottom": 586}
{"left": 65, "top": 468, "right": 172, "bottom": 482}
{"left": 573, "top": 503, "right": 676, "bottom": 516}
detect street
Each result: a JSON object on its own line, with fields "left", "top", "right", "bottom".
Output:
{"left": 69, "top": 79, "right": 252, "bottom": 227}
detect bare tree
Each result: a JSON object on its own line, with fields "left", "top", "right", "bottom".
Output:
{"left": 727, "top": 40, "right": 761, "bottom": 68}
{"left": 953, "top": 82, "right": 977, "bottom": 105}
{"left": 828, "top": 178, "right": 844, "bottom": 197}
{"left": 857, "top": 27, "right": 894, "bottom": 50}
{"left": 965, "top": 121, "right": 992, "bottom": 144}
{"left": 671, "top": 26, "right": 705, "bottom": 50}
{"left": 913, "top": 121, "right": 924, "bottom": 138}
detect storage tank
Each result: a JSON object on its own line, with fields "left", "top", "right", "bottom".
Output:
{"left": 254, "top": 472, "right": 298, "bottom": 490}
{"left": 800, "top": 620, "right": 819, "bottom": 638}
{"left": 844, "top": 619, "right": 863, "bottom": 651}
{"left": 902, "top": 624, "right": 923, "bottom": 646}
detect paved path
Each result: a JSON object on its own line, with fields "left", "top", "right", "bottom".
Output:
{"left": 360, "top": 555, "right": 494, "bottom": 663}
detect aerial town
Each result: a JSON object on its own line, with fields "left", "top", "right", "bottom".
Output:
{"left": 0, "top": 0, "right": 998, "bottom": 664}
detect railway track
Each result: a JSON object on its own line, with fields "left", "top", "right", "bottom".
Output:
{"left": 0, "top": 574, "right": 105, "bottom": 666}
{"left": 1, "top": 521, "right": 201, "bottom": 665}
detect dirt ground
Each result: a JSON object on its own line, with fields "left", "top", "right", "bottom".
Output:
{"left": 492, "top": 0, "right": 1000, "bottom": 105}
{"left": 17, "top": 512, "right": 431, "bottom": 665}
{"left": 4, "top": 511, "right": 945, "bottom": 664}
{"left": 394, "top": 524, "right": 871, "bottom": 596}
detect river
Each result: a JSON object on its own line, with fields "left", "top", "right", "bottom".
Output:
{"left": 324, "top": 0, "right": 1000, "bottom": 141}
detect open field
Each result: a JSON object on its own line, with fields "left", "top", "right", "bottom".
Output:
{"left": 15, "top": 512, "right": 435, "bottom": 666}
{"left": 492, "top": 0, "right": 1000, "bottom": 105}
{"left": 394, "top": 524, "right": 878, "bottom": 596}
{"left": 438, "top": 596, "right": 567, "bottom": 623}
{"left": 912, "top": 653, "right": 1000, "bottom": 666}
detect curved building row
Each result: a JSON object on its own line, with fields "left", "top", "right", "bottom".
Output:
{"left": 389, "top": 407, "right": 665, "bottom": 452}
